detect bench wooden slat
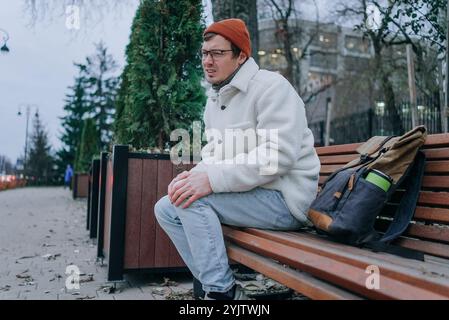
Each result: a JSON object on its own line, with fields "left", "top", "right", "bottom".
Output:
{"left": 381, "top": 204, "right": 449, "bottom": 225}
{"left": 399, "top": 224, "right": 449, "bottom": 244}
{"left": 320, "top": 160, "right": 449, "bottom": 175}
{"left": 424, "top": 133, "right": 449, "bottom": 147}
{"left": 284, "top": 231, "right": 449, "bottom": 274}
{"left": 320, "top": 165, "right": 344, "bottom": 174}
{"left": 418, "top": 191, "right": 449, "bottom": 207}
{"left": 242, "top": 228, "right": 449, "bottom": 286}
{"left": 319, "top": 175, "right": 449, "bottom": 189}
{"left": 286, "top": 231, "right": 449, "bottom": 280}
{"left": 223, "top": 227, "right": 449, "bottom": 299}
{"left": 316, "top": 143, "right": 361, "bottom": 156}
{"left": 318, "top": 147, "right": 449, "bottom": 165}
{"left": 390, "top": 190, "right": 449, "bottom": 208}
{"left": 413, "top": 206, "right": 449, "bottom": 224}
{"left": 319, "top": 155, "right": 358, "bottom": 164}
{"left": 316, "top": 133, "right": 449, "bottom": 157}
{"left": 422, "top": 176, "right": 449, "bottom": 189}
{"left": 424, "top": 161, "right": 449, "bottom": 174}
{"left": 422, "top": 148, "right": 449, "bottom": 160}
{"left": 394, "top": 238, "right": 449, "bottom": 259}
{"left": 226, "top": 244, "right": 363, "bottom": 300}
{"left": 375, "top": 219, "right": 449, "bottom": 244}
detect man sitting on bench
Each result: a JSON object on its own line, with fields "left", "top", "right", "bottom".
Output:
{"left": 155, "top": 18, "right": 320, "bottom": 300}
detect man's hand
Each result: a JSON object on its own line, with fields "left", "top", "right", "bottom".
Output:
{"left": 168, "top": 170, "right": 190, "bottom": 200}
{"left": 168, "top": 171, "right": 212, "bottom": 209}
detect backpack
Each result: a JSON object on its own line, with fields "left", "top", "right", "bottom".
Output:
{"left": 307, "top": 126, "right": 427, "bottom": 259}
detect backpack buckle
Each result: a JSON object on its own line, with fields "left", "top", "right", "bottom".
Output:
{"left": 360, "top": 153, "right": 371, "bottom": 163}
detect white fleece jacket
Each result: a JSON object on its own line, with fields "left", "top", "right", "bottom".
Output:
{"left": 191, "top": 58, "right": 320, "bottom": 225}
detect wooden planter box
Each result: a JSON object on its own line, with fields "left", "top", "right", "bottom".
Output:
{"left": 0, "top": 178, "right": 26, "bottom": 191}
{"left": 97, "top": 145, "right": 193, "bottom": 281}
{"left": 72, "top": 173, "right": 89, "bottom": 199}
{"left": 86, "top": 159, "right": 100, "bottom": 239}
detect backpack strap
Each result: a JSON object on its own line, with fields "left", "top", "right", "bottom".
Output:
{"left": 380, "top": 150, "right": 426, "bottom": 242}
{"left": 364, "top": 151, "right": 426, "bottom": 261}
{"left": 342, "top": 136, "right": 396, "bottom": 170}
{"left": 364, "top": 241, "right": 425, "bottom": 261}
{"left": 319, "top": 139, "right": 393, "bottom": 191}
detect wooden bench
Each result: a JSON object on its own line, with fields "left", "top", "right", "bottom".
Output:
{"left": 222, "top": 133, "right": 449, "bottom": 299}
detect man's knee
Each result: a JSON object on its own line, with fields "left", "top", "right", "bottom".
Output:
{"left": 154, "top": 195, "right": 173, "bottom": 221}
{"left": 154, "top": 194, "right": 211, "bottom": 221}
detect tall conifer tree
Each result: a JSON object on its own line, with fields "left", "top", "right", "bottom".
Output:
{"left": 115, "top": 0, "right": 206, "bottom": 150}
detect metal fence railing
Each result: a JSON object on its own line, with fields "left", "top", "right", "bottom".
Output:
{"left": 310, "top": 102, "right": 447, "bottom": 146}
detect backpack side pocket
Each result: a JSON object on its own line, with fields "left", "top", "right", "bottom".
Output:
{"left": 308, "top": 169, "right": 355, "bottom": 233}
{"left": 330, "top": 169, "right": 388, "bottom": 243}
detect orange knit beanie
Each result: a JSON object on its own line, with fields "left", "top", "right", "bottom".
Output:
{"left": 203, "top": 18, "right": 252, "bottom": 57}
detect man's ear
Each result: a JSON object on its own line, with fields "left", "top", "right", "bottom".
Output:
{"left": 238, "top": 52, "right": 248, "bottom": 65}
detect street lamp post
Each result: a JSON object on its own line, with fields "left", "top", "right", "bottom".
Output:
{"left": 17, "top": 104, "right": 39, "bottom": 172}
{"left": 0, "top": 28, "right": 10, "bottom": 54}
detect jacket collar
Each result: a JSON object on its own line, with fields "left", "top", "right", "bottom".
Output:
{"left": 228, "top": 57, "right": 259, "bottom": 93}
{"left": 207, "top": 57, "right": 259, "bottom": 97}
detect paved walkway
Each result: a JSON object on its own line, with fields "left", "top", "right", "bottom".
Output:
{"left": 0, "top": 187, "right": 194, "bottom": 300}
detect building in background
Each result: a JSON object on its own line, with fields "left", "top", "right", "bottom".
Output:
{"left": 257, "top": 11, "right": 444, "bottom": 145}
{"left": 257, "top": 18, "right": 377, "bottom": 143}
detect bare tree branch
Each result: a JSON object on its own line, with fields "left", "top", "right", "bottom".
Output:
{"left": 22, "top": 0, "right": 137, "bottom": 28}
{"left": 302, "top": 82, "right": 334, "bottom": 104}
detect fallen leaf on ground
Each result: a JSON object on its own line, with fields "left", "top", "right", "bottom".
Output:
{"left": 236, "top": 280, "right": 265, "bottom": 291}
{"left": 166, "top": 289, "right": 195, "bottom": 300}
{"left": 79, "top": 274, "right": 94, "bottom": 283}
{"left": 151, "top": 287, "right": 169, "bottom": 295}
{"left": 16, "top": 272, "right": 32, "bottom": 280}
{"left": 99, "top": 285, "right": 116, "bottom": 294}
{"left": 76, "top": 295, "right": 96, "bottom": 300}
{"left": 42, "top": 243, "right": 55, "bottom": 247}
{"left": 162, "top": 277, "right": 178, "bottom": 287}
{"left": 41, "top": 253, "right": 61, "bottom": 260}
{"left": 16, "top": 255, "right": 38, "bottom": 260}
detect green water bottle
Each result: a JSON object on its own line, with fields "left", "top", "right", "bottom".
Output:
{"left": 365, "top": 169, "right": 392, "bottom": 192}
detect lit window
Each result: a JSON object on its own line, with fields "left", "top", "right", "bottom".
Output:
{"left": 314, "top": 32, "right": 337, "bottom": 49}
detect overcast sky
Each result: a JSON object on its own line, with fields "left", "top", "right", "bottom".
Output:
{"left": 0, "top": 1, "right": 139, "bottom": 165}
{"left": 0, "top": 0, "right": 332, "bottom": 165}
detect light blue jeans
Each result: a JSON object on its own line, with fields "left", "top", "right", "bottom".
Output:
{"left": 154, "top": 187, "right": 303, "bottom": 293}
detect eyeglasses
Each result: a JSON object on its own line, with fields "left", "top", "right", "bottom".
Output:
{"left": 200, "top": 49, "right": 233, "bottom": 60}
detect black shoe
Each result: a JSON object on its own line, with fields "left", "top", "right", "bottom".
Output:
{"left": 193, "top": 277, "right": 205, "bottom": 300}
{"left": 205, "top": 284, "right": 250, "bottom": 300}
